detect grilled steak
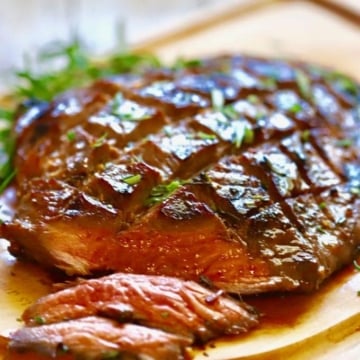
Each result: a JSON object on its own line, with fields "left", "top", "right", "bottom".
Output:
{"left": 1, "top": 55, "right": 360, "bottom": 295}
{"left": 21, "top": 272, "right": 258, "bottom": 343}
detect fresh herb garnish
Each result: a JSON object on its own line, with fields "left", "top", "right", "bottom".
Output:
{"left": 221, "top": 104, "right": 238, "bottom": 120}
{"left": 354, "top": 259, "right": 360, "bottom": 271}
{"left": 336, "top": 138, "right": 352, "bottom": 148}
{"left": 288, "top": 102, "right": 302, "bottom": 114}
{"left": 146, "top": 180, "right": 184, "bottom": 206}
{"left": 14, "top": 40, "right": 162, "bottom": 102}
{"left": 190, "top": 132, "right": 217, "bottom": 141}
{"left": 91, "top": 133, "right": 108, "bottom": 148}
{"left": 0, "top": 108, "right": 14, "bottom": 121}
{"left": 66, "top": 130, "right": 76, "bottom": 142}
{"left": 318, "top": 202, "right": 327, "bottom": 210}
{"left": 300, "top": 129, "right": 311, "bottom": 143}
{"left": 316, "top": 226, "right": 326, "bottom": 234}
{"left": 0, "top": 169, "right": 16, "bottom": 194}
{"left": 0, "top": 108, "right": 16, "bottom": 193}
{"left": 0, "top": 41, "right": 163, "bottom": 195}
{"left": 173, "top": 58, "right": 203, "bottom": 70}
{"left": 247, "top": 94, "right": 260, "bottom": 104}
{"left": 233, "top": 123, "right": 254, "bottom": 148}
{"left": 261, "top": 77, "right": 277, "bottom": 90}
{"left": 122, "top": 174, "right": 142, "bottom": 186}
{"left": 33, "top": 315, "right": 45, "bottom": 325}
{"left": 295, "top": 69, "right": 312, "bottom": 100}
{"left": 326, "top": 71, "right": 359, "bottom": 97}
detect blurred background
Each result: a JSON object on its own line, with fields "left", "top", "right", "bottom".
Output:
{"left": 0, "top": 0, "right": 240, "bottom": 69}
{"left": 0, "top": 0, "right": 359, "bottom": 89}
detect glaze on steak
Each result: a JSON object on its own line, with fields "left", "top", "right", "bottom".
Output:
{"left": 1, "top": 55, "right": 360, "bottom": 295}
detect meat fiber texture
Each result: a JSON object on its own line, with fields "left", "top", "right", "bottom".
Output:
{"left": 1, "top": 54, "right": 360, "bottom": 296}
{"left": 6, "top": 273, "right": 258, "bottom": 359}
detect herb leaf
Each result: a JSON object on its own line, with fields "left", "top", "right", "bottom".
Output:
{"left": 295, "top": 69, "right": 312, "bottom": 100}
{"left": 122, "top": 174, "right": 142, "bottom": 186}
{"left": 146, "top": 180, "right": 184, "bottom": 206}
{"left": 91, "top": 133, "right": 108, "bottom": 148}
{"left": 0, "top": 108, "right": 16, "bottom": 193}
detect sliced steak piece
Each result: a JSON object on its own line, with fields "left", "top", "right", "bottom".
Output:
{"left": 22, "top": 273, "right": 258, "bottom": 343}
{"left": 7, "top": 316, "right": 191, "bottom": 360}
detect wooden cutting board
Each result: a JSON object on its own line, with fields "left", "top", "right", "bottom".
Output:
{"left": 1, "top": 0, "right": 360, "bottom": 358}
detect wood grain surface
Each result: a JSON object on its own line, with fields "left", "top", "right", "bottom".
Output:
{"left": 1, "top": 0, "right": 360, "bottom": 359}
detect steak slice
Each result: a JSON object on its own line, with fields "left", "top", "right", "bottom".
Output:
{"left": 1, "top": 55, "right": 360, "bottom": 294}
{"left": 21, "top": 273, "right": 258, "bottom": 343}
{"left": 7, "top": 316, "right": 191, "bottom": 360}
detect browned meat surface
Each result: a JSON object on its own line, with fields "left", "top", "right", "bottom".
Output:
{"left": 21, "top": 273, "right": 258, "bottom": 343}
{"left": 1, "top": 54, "right": 360, "bottom": 295}
{"left": 8, "top": 316, "right": 191, "bottom": 360}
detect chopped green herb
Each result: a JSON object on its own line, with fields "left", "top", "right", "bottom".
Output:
{"left": 122, "top": 174, "right": 142, "bottom": 186}
{"left": 247, "top": 94, "right": 260, "bottom": 105}
{"left": 261, "top": 77, "right": 277, "bottom": 90}
{"left": 173, "top": 58, "right": 203, "bottom": 70}
{"left": 0, "top": 41, "right": 164, "bottom": 196}
{"left": 336, "top": 138, "right": 352, "bottom": 148}
{"left": 318, "top": 202, "right": 327, "bottom": 210}
{"left": 295, "top": 69, "right": 312, "bottom": 100}
{"left": 193, "top": 132, "right": 217, "bottom": 141}
{"left": 66, "top": 130, "right": 76, "bottom": 142}
{"left": 146, "top": 180, "right": 184, "bottom": 206}
{"left": 0, "top": 169, "right": 16, "bottom": 194}
{"left": 350, "top": 187, "right": 360, "bottom": 195}
{"left": 288, "top": 102, "right": 302, "bottom": 114}
{"left": 325, "top": 71, "right": 359, "bottom": 96}
{"left": 0, "top": 108, "right": 14, "bottom": 122}
{"left": 244, "top": 126, "right": 254, "bottom": 144}
{"left": 233, "top": 123, "right": 254, "bottom": 148}
{"left": 14, "top": 40, "right": 162, "bottom": 102}
{"left": 300, "top": 129, "right": 311, "bottom": 143}
{"left": 91, "top": 133, "right": 108, "bottom": 148}
{"left": 0, "top": 108, "right": 15, "bottom": 194}
{"left": 354, "top": 259, "right": 360, "bottom": 271}
{"left": 111, "top": 93, "right": 125, "bottom": 112}
{"left": 211, "top": 88, "right": 225, "bottom": 110}
{"left": 33, "top": 315, "right": 45, "bottom": 325}
{"left": 221, "top": 104, "right": 238, "bottom": 120}
{"left": 316, "top": 226, "right": 326, "bottom": 234}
